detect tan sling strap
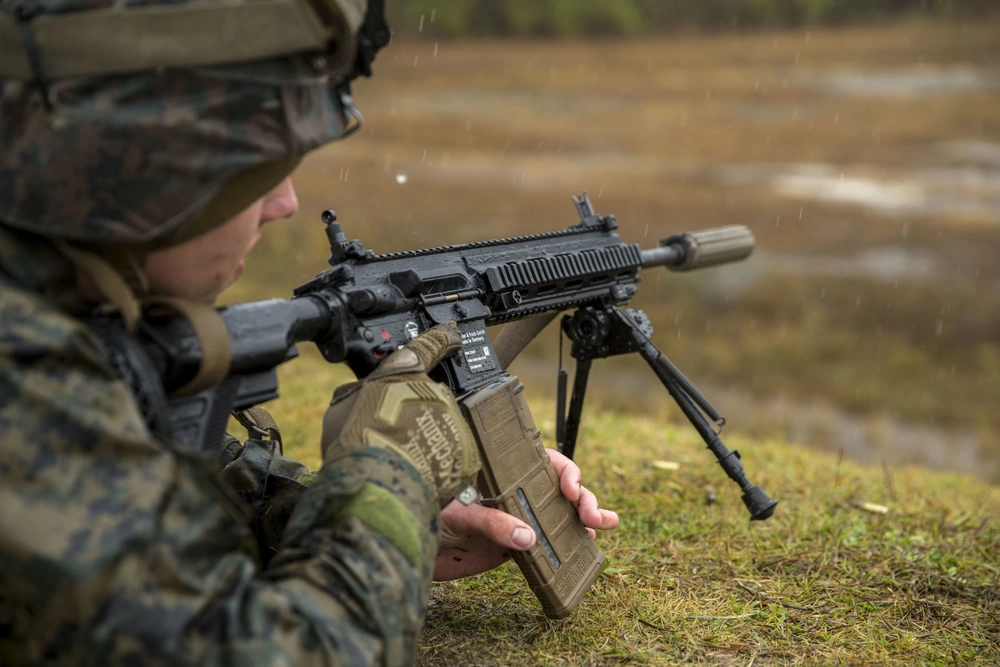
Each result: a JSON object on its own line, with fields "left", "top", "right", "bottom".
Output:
{"left": 0, "top": 0, "right": 365, "bottom": 80}
{"left": 493, "top": 312, "right": 559, "bottom": 371}
{"left": 53, "top": 240, "right": 144, "bottom": 331}
{"left": 232, "top": 406, "right": 283, "bottom": 449}
{"left": 53, "top": 242, "right": 231, "bottom": 395}
{"left": 141, "top": 295, "right": 232, "bottom": 397}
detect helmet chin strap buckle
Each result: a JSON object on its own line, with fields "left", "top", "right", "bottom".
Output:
{"left": 337, "top": 90, "right": 364, "bottom": 138}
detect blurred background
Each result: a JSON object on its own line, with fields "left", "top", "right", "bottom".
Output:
{"left": 224, "top": 1, "right": 1000, "bottom": 481}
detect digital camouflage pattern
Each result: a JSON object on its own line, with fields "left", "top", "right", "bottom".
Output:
{"left": 322, "top": 323, "right": 483, "bottom": 510}
{"left": 0, "top": 0, "right": 356, "bottom": 248}
{"left": 0, "top": 1, "right": 448, "bottom": 662}
{"left": 0, "top": 227, "right": 442, "bottom": 664}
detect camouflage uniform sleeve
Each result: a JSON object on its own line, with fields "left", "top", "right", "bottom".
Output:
{"left": 0, "top": 288, "right": 440, "bottom": 666}
{"left": 217, "top": 435, "right": 317, "bottom": 566}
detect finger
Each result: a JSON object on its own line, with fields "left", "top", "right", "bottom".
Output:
{"left": 370, "top": 322, "right": 462, "bottom": 379}
{"left": 434, "top": 535, "right": 513, "bottom": 581}
{"left": 575, "top": 485, "right": 619, "bottom": 530}
{"left": 586, "top": 527, "right": 596, "bottom": 540}
{"left": 405, "top": 321, "right": 462, "bottom": 369}
{"left": 440, "top": 502, "right": 536, "bottom": 551}
{"left": 575, "top": 484, "right": 601, "bottom": 527}
{"left": 545, "top": 448, "right": 583, "bottom": 504}
{"left": 597, "top": 508, "right": 620, "bottom": 531}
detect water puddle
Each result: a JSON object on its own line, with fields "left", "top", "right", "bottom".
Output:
{"left": 770, "top": 163, "right": 1000, "bottom": 220}
{"left": 937, "top": 140, "right": 1000, "bottom": 167}
{"left": 807, "top": 67, "right": 1000, "bottom": 97}
{"left": 715, "top": 158, "right": 1000, "bottom": 222}
{"left": 756, "top": 246, "right": 939, "bottom": 283}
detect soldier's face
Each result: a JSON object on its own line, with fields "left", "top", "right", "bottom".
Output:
{"left": 143, "top": 178, "right": 299, "bottom": 303}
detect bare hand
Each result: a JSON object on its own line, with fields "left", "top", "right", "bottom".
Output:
{"left": 433, "top": 449, "right": 619, "bottom": 581}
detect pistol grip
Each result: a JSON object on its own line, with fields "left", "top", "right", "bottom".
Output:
{"left": 461, "top": 376, "right": 606, "bottom": 619}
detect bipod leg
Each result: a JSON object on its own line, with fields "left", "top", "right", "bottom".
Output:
{"left": 558, "top": 357, "right": 592, "bottom": 461}
{"left": 630, "top": 326, "right": 777, "bottom": 521}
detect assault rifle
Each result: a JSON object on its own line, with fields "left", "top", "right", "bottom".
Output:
{"left": 101, "top": 192, "right": 776, "bottom": 619}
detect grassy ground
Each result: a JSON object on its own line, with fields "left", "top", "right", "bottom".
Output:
{"left": 267, "top": 354, "right": 1000, "bottom": 665}
{"left": 418, "top": 414, "right": 1000, "bottom": 666}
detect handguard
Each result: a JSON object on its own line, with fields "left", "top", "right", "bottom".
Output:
{"left": 461, "top": 376, "right": 605, "bottom": 619}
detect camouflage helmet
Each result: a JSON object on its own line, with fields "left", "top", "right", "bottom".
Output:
{"left": 0, "top": 0, "right": 388, "bottom": 251}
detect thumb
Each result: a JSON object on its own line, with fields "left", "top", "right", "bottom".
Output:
{"left": 441, "top": 502, "right": 537, "bottom": 551}
{"left": 369, "top": 321, "right": 462, "bottom": 379}
{"left": 405, "top": 321, "right": 463, "bottom": 369}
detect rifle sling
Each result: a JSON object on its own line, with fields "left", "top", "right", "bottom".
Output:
{"left": 493, "top": 313, "right": 558, "bottom": 371}
{"left": 141, "top": 296, "right": 231, "bottom": 398}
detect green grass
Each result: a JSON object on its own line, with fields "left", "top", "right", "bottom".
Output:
{"left": 262, "top": 353, "right": 1000, "bottom": 665}
{"left": 423, "top": 410, "right": 1000, "bottom": 665}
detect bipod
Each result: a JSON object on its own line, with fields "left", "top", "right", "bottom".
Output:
{"left": 556, "top": 306, "right": 777, "bottom": 521}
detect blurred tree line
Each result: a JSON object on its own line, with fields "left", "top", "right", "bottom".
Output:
{"left": 390, "top": 0, "right": 996, "bottom": 37}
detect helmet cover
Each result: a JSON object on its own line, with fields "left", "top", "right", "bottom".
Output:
{"left": 0, "top": 0, "right": 365, "bottom": 248}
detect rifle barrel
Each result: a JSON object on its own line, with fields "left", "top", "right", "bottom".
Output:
{"left": 641, "top": 224, "right": 755, "bottom": 272}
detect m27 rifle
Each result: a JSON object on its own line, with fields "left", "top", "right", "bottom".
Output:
{"left": 108, "top": 192, "right": 777, "bottom": 619}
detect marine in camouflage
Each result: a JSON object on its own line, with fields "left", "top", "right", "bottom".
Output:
{"left": 0, "top": 227, "right": 440, "bottom": 666}
{"left": 0, "top": 0, "right": 450, "bottom": 664}
{"left": 0, "top": 224, "right": 439, "bottom": 665}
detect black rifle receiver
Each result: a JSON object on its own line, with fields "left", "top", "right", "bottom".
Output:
{"left": 127, "top": 192, "right": 774, "bottom": 523}
{"left": 103, "top": 193, "right": 775, "bottom": 618}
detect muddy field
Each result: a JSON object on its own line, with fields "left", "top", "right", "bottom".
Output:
{"left": 227, "top": 21, "right": 1000, "bottom": 480}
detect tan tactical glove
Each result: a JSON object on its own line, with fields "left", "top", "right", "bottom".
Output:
{"left": 321, "top": 322, "right": 482, "bottom": 508}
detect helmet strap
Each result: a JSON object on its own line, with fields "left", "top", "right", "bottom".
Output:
{"left": 141, "top": 295, "right": 231, "bottom": 397}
